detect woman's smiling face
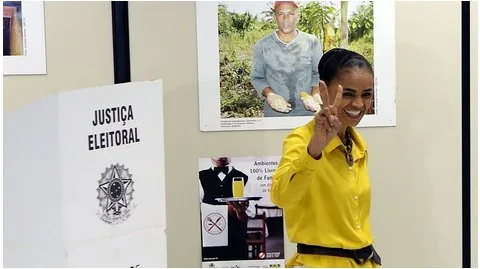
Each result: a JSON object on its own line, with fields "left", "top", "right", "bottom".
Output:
{"left": 327, "top": 67, "right": 374, "bottom": 127}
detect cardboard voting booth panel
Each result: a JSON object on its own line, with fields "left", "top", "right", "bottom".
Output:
{"left": 4, "top": 80, "right": 167, "bottom": 267}
{"left": 65, "top": 226, "right": 167, "bottom": 267}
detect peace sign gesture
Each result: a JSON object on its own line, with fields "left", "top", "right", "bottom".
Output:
{"left": 307, "top": 81, "right": 343, "bottom": 159}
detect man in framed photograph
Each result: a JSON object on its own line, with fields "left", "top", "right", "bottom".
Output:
{"left": 250, "top": 1, "right": 323, "bottom": 117}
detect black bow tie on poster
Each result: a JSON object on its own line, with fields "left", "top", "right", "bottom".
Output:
{"left": 214, "top": 166, "right": 229, "bottom": 175}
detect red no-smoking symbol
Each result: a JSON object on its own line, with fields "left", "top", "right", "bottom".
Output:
{"left": 203, "top": 213, "right": 226, "bottom": 235}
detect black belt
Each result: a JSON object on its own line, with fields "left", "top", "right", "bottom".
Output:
{"left": 297, "top": 243, "right": 382, "bottom": 265}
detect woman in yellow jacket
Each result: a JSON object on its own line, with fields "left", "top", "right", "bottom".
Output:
{"left": 271, "top": 48, "right": 381, "bottom": 268}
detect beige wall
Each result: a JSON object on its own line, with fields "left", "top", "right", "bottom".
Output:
{"left": 3, "top": 1, "right": 477, "bottom": 267}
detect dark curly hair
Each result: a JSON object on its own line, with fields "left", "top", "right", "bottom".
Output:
{"left": 318, "top": 48, "right": 373, "bottom": 86}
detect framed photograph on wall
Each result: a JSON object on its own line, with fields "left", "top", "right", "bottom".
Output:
{"left": 196, "top": 1, "right": 396, "bottom": 131}
{"left": 3, "top": 1, "right": 46, "bottom": 75}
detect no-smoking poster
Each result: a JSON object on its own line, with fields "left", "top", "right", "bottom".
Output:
{"left": 198, "top": 156, "right": 285, "bottom": 268}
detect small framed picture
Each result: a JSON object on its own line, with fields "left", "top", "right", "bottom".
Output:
{"left": 3, "top": 1, "right": 46, "bottom": 75}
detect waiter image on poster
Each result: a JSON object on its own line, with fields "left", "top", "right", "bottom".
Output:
{"left": 199, "top": 157, "right": 252, "bottom": 261}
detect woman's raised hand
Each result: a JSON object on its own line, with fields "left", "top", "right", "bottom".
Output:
{"left": 307, "top": 81, "right": 343, "bottom": 159}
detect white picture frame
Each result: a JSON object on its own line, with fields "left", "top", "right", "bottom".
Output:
{"left": 196, "top": 1, "right": 396, "bottom": 131}
{"left": 3, "top": 1, "right": 46, "bottom": 75}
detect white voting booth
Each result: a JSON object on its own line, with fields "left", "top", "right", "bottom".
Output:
{"left": 4, "top": 80, "right": 167, "bottom": 267}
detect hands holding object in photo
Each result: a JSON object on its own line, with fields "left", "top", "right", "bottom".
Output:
{"left": 266, "top": 90, "right": 323, "bottom": 114}
{"left": 266, "top": 92, "right": 292, "bottom": 113}
{"left": 301, "top": 91, "right": 323, "bottom": 113}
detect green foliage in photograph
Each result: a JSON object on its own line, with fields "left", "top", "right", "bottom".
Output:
{"left": 348, "top": 1, "right": 374, "bottom": 64}
{"left": 218, "top": 1, "right": 374, "bottom": 118}
{"left": 219, "top": 46, "right": 264, "bottom": 118}
{"left": 298, "top": 2, "right": 338, "bottom": 51}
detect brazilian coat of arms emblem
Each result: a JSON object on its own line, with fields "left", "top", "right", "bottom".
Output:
{"left": 96, "top": 164, "right": 136, "bottom": 224}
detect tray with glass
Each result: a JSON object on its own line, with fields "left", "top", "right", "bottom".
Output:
{"left": 214, "top": 176, "right": 263, "bottom": 202}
